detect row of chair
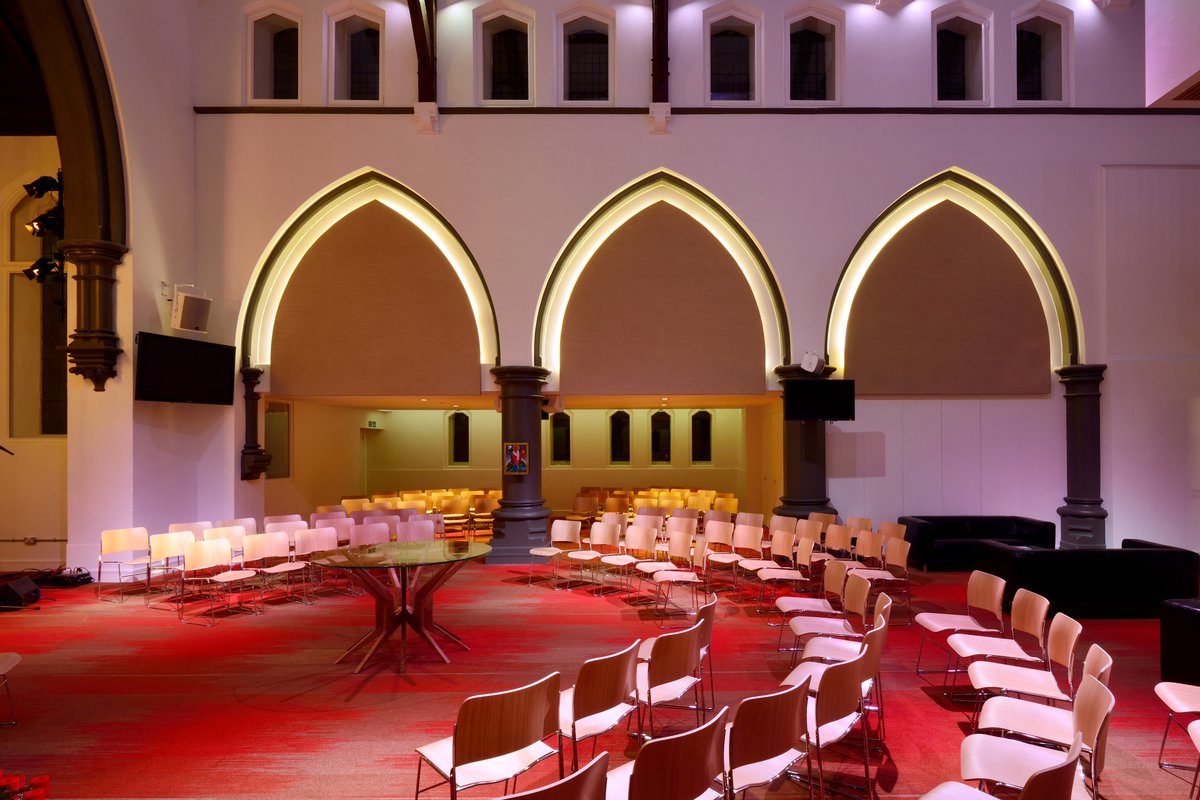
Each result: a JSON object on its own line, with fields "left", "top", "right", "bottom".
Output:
{"left": 340, "top": 488, "right": 502, "bottom": 515}
{"left": 912, "top": 570, "right": 1116, "bottom": 799}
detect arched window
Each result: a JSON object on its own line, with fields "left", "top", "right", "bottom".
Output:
{"left": 330, "top": 12, "right": 381, "bottom": 102}
{"left": 550, "top": 412, "right": 571, "bottom": 464}
{"left": 562, "top": 15, "right": 610, "bottom": 102}
{"left": 484, "top": 16, "right": 530, "bottom": 100}
{"left": 650, "top": 411, "right": 672, "bottom": 464}
{"left": 249, "top": 12, "right": 300, "bottom": 102}
{"left": 709, "top": 20, "right": 753, "bottom": 101}
{"left": 933, "top": 6, "right": 989, "bottom": 104}
{"left": 609, "top": 411, "right": 630, "bottom": 464}
{"left": 449, "top": 411, "right": 470, "bottom": 464}
{"left": 691, "top": 411, "right": 712, "bottom": 463}
{"left": 1015, "top": 8, "right": 1068, "bottom": 103}
{"left": 785, "top": 6, "right": 842, "bottom": 105}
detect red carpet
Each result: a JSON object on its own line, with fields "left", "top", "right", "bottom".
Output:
{"left": 0, "top": 566, "right": 1191, "bottom": 798}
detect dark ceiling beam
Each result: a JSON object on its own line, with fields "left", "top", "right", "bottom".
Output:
{"left": 407, "top": 0, "right": 437, "bottom": 104}
{"left": 651, "top": 0, "right": 668, "bottom": 104}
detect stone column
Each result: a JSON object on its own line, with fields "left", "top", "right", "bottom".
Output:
{"left": 489, "top": 366, "right": 552, "bottom": 563}
{"left": 1056, "top": 364, "right": 1108, "bottom": 548}
{"left": 774, "top": 364, "right": 838, "bottom": 519}
{"left": 61, "top": 239, "right": 126, "bottom": 391}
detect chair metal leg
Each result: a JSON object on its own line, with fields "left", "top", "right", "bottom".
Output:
{"left": 0, "top": 673, "right": 16, "bottom": 727}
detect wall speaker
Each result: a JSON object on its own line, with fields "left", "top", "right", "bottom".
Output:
{"left": 171, "top": 291, "right": 212, "bottom": 333}
{"left": 0, "top": 576, "right": 40, "bottom": 609}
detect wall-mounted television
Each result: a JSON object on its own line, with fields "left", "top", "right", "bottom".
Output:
{"left": 784, "top": 379, "right": 855, "bottom": 421}
{"left": 134, "top": 332, "right": 236, "bottom": 406}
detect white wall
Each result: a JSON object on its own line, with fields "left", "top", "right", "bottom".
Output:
{"left": 1144, "top": 0, "right": 1200, "bottom": 106}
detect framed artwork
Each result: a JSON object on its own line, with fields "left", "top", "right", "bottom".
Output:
{"left": 503, "top": 442, "right": 529, "bottom": 474}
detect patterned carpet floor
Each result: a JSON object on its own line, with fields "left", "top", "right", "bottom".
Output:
{"left": 0, "top": 563, "right": 1189, "bottom": 799}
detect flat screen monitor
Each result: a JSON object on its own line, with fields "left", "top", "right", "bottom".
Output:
{"left": 784, "top": 379, "right": 855, "bottom": 421}
{"left": 134, "top": 332, "right": 236, "bottom": 406}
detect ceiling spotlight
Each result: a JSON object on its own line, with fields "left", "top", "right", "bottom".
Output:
{"left": 23, "top": 174, "right": 60, "bottom": 199}
{"left": 22, "top": 256, "right": 62, "bottom": 283}
{"left": 25, "top": 207, "right": 63, "bottom": 238}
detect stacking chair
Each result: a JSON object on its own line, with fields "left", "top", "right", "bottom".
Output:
{"left": 604, "top": 706, "right": 727, "bottom": 800}
{"left": 295, "top": 526, "right": 341, "bottom": 594}
{"left": 0, "top": 652, "right": 19, "bottom": 728}
{"left": 776, "top": 558, "right": 851, "bottom": 624}
{"left": 659, "top": 497, "right": 684, "bottom": 517}
{"left": 321, "top": 515, "right": 354, "bottom": 546}
{"left": 685, "top": 494, "right": 712, "bottom": 514}
{"left": 734, "top": 512, "right": 763, "bottom": 530}
{"left": 807, "top": 651, "right": 872, "bottom": 800}
{"left": 264, "top": 519, "right": 308, "bottom": 548}
{"left": 914, "top": 571, "right": 1006, "bottom": 674}
{"left": 529, "top": 519, "right": 582, "bottom": 587}
{"left": 567, "top": 522, "right": 620, "bottom": 593}
{"left": 852, "top": 530, "right": 884, "bottom": 567}
{"left": 946, "top": 589, "right": 1051, "bottom": 696}
{"left": 964, "top": 613, "right": 1083, "bottom": 722}
{"left": 785, "top": 573, "right": 872, "bottom": 663}
{"left": 177, "top": 538, "right": 258, "bottom": 625}
{"left": 396, "top": 518, "right": 436, "bottom": 542}
{"left": 608, "top": 525, "right": 660, "bottom": 597}
{"left": 263, "top": 513, "right": 302, "bottom": 526}
{"left": 821, "top": 525, "right": 853, "bottom": 559}
{"left": 757, "top": 538, "right": 818, "bottom": 617}
{"left": 498, "top": 752, "right": 608, "bottom": 800}
{"left": 1156, "top": 680, "right": 1200, "bottom": 774}
{"left": 559, "top": 641, "right": 640, "bottom": 770}
{"left": 397, "top": 499, "right": 428, "bottom": 515}
{"left": 310, "top": 510, "right": 348, "bottom": 529}
{"left": 974, "top": 673, "right": 1114, "bottom": 798}
{"left": 796, "top": 518, "right": 824, "bottom": 557}
{"left": 315, "top": 504, "right": 346, "bottom": 514}
{"left": 844, "top": 516, "right": 872, "bottom": 535}
{"left": 962, "top": 676, "right": 1113, "bottom": 800}
{"left": 604, "top": 496, "right": 630, "bottom": 516}
{"left": 726, "top": 680, "right": 812, "bottom": 799}
{"left": 242, "top": 530, "right": 310, "bottom": 605}
{"left": 739, "top": 529, "right": 797, "bottom": 608}
{"left": 702, "top": 520, "right": 733, "bottom": 553}
{"left": 638, "top": 595, "right": 718, "bottom": 712}
{"left": 169, "top": 520, "right": 213, "bottom": 540}
{"left": 566, "top": 494, "right": 599, "bottom": 533}
{"left": 144, "top": 530, "right": 195, "bottom": 606}
{"left": 351, "top": 508, "right": 389, "bottom": 524}
{"left": 705, "top": 524, "right": 765, "bottom": 592}
{"left": 599, "top": 511, "right": 629, "bottom": 539}
{"left": 203, "top": 525, "right": 250, "bottom": 565}
{"left": 976, "top": 643, "right": 1113, "bottom": 738}
{"left": 919, "top": 733, "right": 1083, "bottom": 800}
{"left": 659, "top": 515, "right": 696, "bottom": 558}
{"left": 349, "top": 521, "right": 390, "bottom": 547}
{"left": 807, "top": 512, "right": 836, "bottom": 534}
{"left": 712, "top": 496, "right": 738, "bottom": 515}
{"left": 440, "top": 495, "right": 470, "bottom": 537}
{"left": 341, "top": 496, "right": 369, "bottom": 512}
{"left": 651, "top": 532, "right": 708, "bottom": 618}
{"left": 848, "top": 537, "right": 912, "bottom": 623}
{"left": 97, "top": 526, "right": 155, "bottom": 603}
{"left": 635, "top": 620, "right": 705, "bottom": 737}
{"left": 878, "top": 521, "right": 907, "bottom": 542}
{"left": 472, "top": 498, "right": 500, "bottom": 534}
{"left": 767, "top": 514, "right": 799, "bottom": 536}
{"left": 415, "top": 672, "right": 562, "bottom": 800}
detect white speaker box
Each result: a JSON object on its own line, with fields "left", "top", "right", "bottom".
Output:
{"left": 171, "top": 291, "right": 212, "bottom": 333}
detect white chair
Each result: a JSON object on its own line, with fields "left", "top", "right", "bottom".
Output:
{"left": 559, "top": 640, "right": 640, "bottom": 771}
{"left": 636, "top": 620, "right": 705, "bottom": 737}
{"left": 0, "top": 653, "right": 21, "bottom": 727}
{"left": 914, "top": 570, "right": 1006, "bottom": 675}
{"left": 349, "top": 522, "right": 390, "bottom": 547}
{"left": 604, "top": 706, "right": 727, "bottom": 800}
{"left": 243, "top": 530, "right": 310, "bottom": 605}
{"left": 203, "top": 525, "right": 248, "bottom": 564}
{"left": 725, "top": 680, "right": 811, "bottom": 799}
{"left": 263, "top": 513, "right": 302, "bottom": 526}
{"left": 177, "top": 538, "right": 258, "bottom": 625}
{"left": 295, "top": 526, "right": 341, "bottom": 595}
{"left": 97, "top": 526, "right": 151, "bottom": 602}
{"left": 528, "top": 519, "right": 581, "bottom": 587}
{"left": 264, "top": 519, "right": 309, "bottom": 548}
{"left": 396, "top": 518, "right": 436, "bottom": 542}
{"left": 144, "top": 530, "right": 195, "bottom": 606}
{"left": 919, "top": 733, "right": 1083, "bottom": 800}
{"left": 216, "top": 517, "right": 258, "bottom": 536}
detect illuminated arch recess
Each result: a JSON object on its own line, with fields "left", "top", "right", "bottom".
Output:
{"left": 237, "top": 168, "right": 500, "bottom": 381}
{"left": 535, "top": 169, "right": 791, "bottom": 392}
{"left": 826, "top": 167, "right": 1084, "bottom": 374}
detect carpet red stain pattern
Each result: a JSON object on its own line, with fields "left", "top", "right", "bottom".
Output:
{"left": 0, "top": 564, "right": 1187, "bottom": 797}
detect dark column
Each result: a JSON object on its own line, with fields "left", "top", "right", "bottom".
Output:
{"left": 774, "top": 364, "right": 838, "bottom": 519}
{"left": 239, "top": 366, "right": 272, "bottom": 481}
{"left": 651, "top": 0, "right": 669, "bottom": 103}
{"left": 407, "top": 0, "right": 437, "bottom": 103}
{"left": 61, "top": 239, "right": 126, "bottom": 391}
{"left": 1056, "top": 363, "right": 1108, "bottom": 548}
{"left": 489, "top": 365, "right": 552, "bottom": 564}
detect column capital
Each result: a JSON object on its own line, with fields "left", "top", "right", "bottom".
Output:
{"left": 775, "top": 363, "right": 837, "bottom": 382}
{"left": 490, "top": 365, "right": 551, "bottom": 385}
{"left": 58, "top": 238, "right": 128, "bottom": 264}
{"left": 61, "top": 238, "right": 127, "bottom": 391}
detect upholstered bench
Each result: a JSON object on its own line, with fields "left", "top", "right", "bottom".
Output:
{"left": 898, "top": 515, "right": 1056, "bottom": 571}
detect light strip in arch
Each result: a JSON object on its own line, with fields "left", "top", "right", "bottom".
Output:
{"left": 237, "top": 167, "right": 500, "bottom": 380}
{"left": 535, "top": 169, "right": 791, "bottom": 392}
{"left": 826, "top": 167, "right": 1084, "bottom": 374}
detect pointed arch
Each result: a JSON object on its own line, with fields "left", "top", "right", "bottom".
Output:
{"left": 826, "top": 166, "right": 1083, "bottom": 374}
{"left": 237, "top": 167, "right": 500, "bottom": 381}
{"left": 535, "top": 168, "right": 791, "bottom": 391}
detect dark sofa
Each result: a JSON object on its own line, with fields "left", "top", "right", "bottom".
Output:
{"left": 899, "top": 515, "right": 1056, "bottom": 571}
{"left": 979, "top": 538, "right": 1200, "bottom": 619}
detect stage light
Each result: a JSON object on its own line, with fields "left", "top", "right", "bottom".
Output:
{"left": 22, "top": 175, "right": 60, "bottom": 198}
{"left": 25, "top": 207, "right": 62, "bottom": 238}
{"left": 22, "top": 256, "right": 62, "bottom": 283}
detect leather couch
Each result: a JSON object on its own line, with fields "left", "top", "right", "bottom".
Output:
{"left": 979, "top": 538, "right": 1200, "bottom": 619}
{"left": 899, "top": 515, "right": 1056, "bottom": 571}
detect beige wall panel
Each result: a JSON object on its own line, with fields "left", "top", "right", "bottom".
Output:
{"left": 271, "top": 201, "right": 481, "bottom": 397}
{"left": 560, "top": 202, "right": 766, "bottom": 396}
{"left": 264, "top": 401, "right": 368, "bottom": 515}
{"left": 845, "top": 201, "right": 1050, "bottom": 396}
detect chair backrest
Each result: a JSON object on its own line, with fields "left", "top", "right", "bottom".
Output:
{"left": 349, "top": 522, "right": 390, "bottom": 547}
{"left": 295, "top": 527, "right": 338, "bottom": 557}
{"left": 735, "top": 512, "right": 764, "bottom": 529}
{"left": 1017, "top": 732, "right": 1084, "bottom": 800}
{"left": 442, "top": 496, "right": 469, "bottom": 515}
{"left": 315, "top": 504, "right": 346, "bottom": 514}
{"left": 883, "top": 537, "right": 911, "bottom": 571}
{"left": 647, "top": 620, "right": 703, "bottom": 691}
{"left": 149, "top": 530, "right": 192, "bottom": 561}
{"left": 854, "top": 531, "right": 884, "bottom": 563}
{"left": 183, "top": 538, "right": 232, "bottom": 572}
{"left": 704, "top": 520, "right": 734, "bottom": 551}
{"left": 588, "top": 522, "right": 620, "bottom": 551}
{"left": 264, "top": 520, "right": 308, "bottom": 545}
{"left": 168, "top": 521, "right": 213, "bottom": 540}
{"left": 549, "top": 519, "right": 582, "bottom": 547}
{"left": 633, "top": 497, "right": 660, "bottom": 513}
{"left": 351, "top": 509, "right": 388, "bottom": 524}
{"left": 796, "top": 518, "right": 823, "bottom": 545}
{"left": 822, "top": 558, "right": 850, "bottom": 599}
{"left": 845, "top": 516, "right": 872, "bottom": 533}
{"left": 600, "top": 511, "right": 628, "bottom": 534}
{"left": 1081, "top": 643, "right": 1114, "bottom": 688}
{"left": 728, "top": 681, "right": 809, "bottom": 776}
{"left": 627, "top": 706, "right": 728, "bottom": 800}
{"left": 671, "top": 507, "right": 699, "bottom": 520}
{"left": 396, "top": 518, "right": 436, "bottom": 542}
{"left": 767, "top": 514, "right": 798, "bottom": 535}
{"left": 101, "top": 526, "right": 149, "bottom": 556}
{"left": 203, "top": 525, "right": 247, "bottom": 550}
{"left": 363, "top": 502, "right": 392, "bottom": 512}
{"left": 624, "top": 525, "right": 658, "bottom": 559}
{"left": 572, "top": 640, "right": 640, "bottom": 722}
{"left": 704, "top": 509, "right": 731, "bottom": 527}
{"left": 571, "top": 494, "right": 598, "bottom": 514}
{"left": 807, "top": 512, "right": 836, "bottom": 532}
{"left": 665, "top": 516, "right": 698, "bottom": 537}
{"left": 732, "top": 524, "right": 763, "bottom": 556}
{"left": 453, "top": 672, "right": 560, "bottom": 768}
{"left": 1046, "top": 613, "right": 1084, "bottom": 693}
{"left": 1072, "top": 675, "right": 1116, "bottom": 777}
{"left": 713, "top": 496, "right": 739, "bottom": 514}
{"left": 768, "top": 529, "right": 797, "bottom": 563}
{"left": 241, "top": 532, "right": 271, "bottom": 564}
{"left": 878, "top": 521, "right": 907, "bottom": 541}
{"left": 498, "top": 752, "right": 609, "bottom": 800}
{"left": 686, "top": 494, "right": 712, "bottom": 512}
{"left": 324, "top": 516, "right": 354, "bottom": 545}
{"left": 396, "top": 499, "right": 428, "bottom": 513}
{"left": 216, "top": 517, "right": 258, "bottom": 536}
{"left": 824, "top": 524, "right": 852, "bottom": 556}
{"left": 695, "top": 595, "right": 717, "bottom": 650}
{"left": 263, "top": 514, "right": 302, "bottom": 526}
{"left": 794, "top": 537, "right": 816, "bottom": 568}
{"left": 842, "top": 573, "right": 872, "bottom": 624}
{"left": 666, "top": 528, "right": 696, "bottom": 565}
{"left": 658, "top": 497, "right": 683, "bottom": 514}
{"left": 814, "top": 651, "right": 868, "bottom": 730}
{"left": 603, "top": 496, "right": 629, "bottom": 514}
{"left": 966, "top": 570, "right": 1007, "bottom": 628}
{"left": 310, "top": 511, "right": 348, "bottom": 528}
{"left": 1010, "top": 589, "right": 1051, "bottom": 650}
{"left": 858, "top": 617, "right": 889, "bottom": 677}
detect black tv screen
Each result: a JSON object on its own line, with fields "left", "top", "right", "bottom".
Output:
{"left": 784, "top": 379, "right": 855, "bottom": 421}
{"left": 134, "top": 332, "right": 236, "bottom": 405}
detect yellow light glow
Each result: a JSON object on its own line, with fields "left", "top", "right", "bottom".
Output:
{"left": 237, "top": 167, "right": 499, "bottom": 383}
{"left": 537, "top": 168, "right": 788, "bottom": 391}
{"left": 826, "top": 167, "right": 1084, "bottom": 374}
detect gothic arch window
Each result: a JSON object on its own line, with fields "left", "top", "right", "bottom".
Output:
{"left": 559, "top": 9, "right": 613, "bottom": 103}
{"left": 650, "top": 410, "right": 672, "bottom": 464}
{"left": 705, "top": 4, "right": 762, "bottom": 104}
{"left": 248, "top": 9, "right": 301, "bottom": 103}
{"left": 328, "top": 7, "right": 383, "bottom": 102}
{"left": 933, "top": 3, "right": 991, "bottom": 104}
{"left": 550, "top": 411, "right": 571, "bottom": 464}
{"left": 609, "top": 410, "right": 630, "bottom": 464}
{"left": 477, "top": 3, "right": 535, "bottom": 104}
{"left": 691, "top": 410, "right": 712, "bottom": 464}
{"left": 786, "top": 7, "right": 842, "bottom": 104}
{"left": 449, "top": 411, "right": 470, "bottom": 464}
{"left": 1014, "top": 2, "right": 1072, "bottom": 104}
